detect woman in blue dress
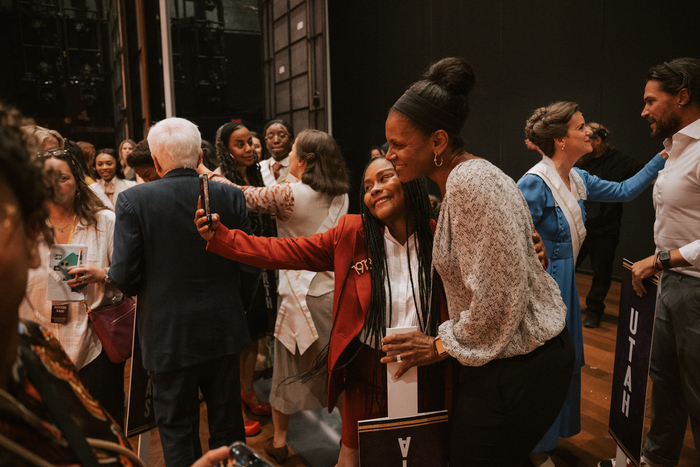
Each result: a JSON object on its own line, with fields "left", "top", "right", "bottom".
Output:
{"left": 518, "top": 101, "right": 667, "bottom": 467}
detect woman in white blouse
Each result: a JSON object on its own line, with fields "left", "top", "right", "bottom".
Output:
{"left": 89, "top": 148, "right": 136, "bottom": 209}
{"left": 380, "top": 57, "right": 576, "bottom": 467}
{"left": 20, "top": 147, "right": 125, "bottom": 425}
{"left": 206, "top": 129, "right": 350, "bottom": 464}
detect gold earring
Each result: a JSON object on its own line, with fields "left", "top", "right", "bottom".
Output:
{"left": 434, "top": 152, "right": 443, "bottom": 167}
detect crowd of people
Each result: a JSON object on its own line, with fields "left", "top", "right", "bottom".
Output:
{"left": 1, "top": 56, "right": 699, "bottom": 467}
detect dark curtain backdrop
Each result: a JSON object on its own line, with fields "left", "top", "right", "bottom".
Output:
{"left": 328, "top": 0, "right": 700, "bottom": 278}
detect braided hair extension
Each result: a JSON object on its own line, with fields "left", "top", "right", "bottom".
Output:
{"left": 215, "top": 123, "right": 275, "bottom": 237}
{"left": 290, "top": 158, "right": 444, "bottom": 414}
{"left": 355, "top": 156, "right": 444, "bottom": 416}
{"left": 360, "top": 157, "right": 441, "bottom": 348}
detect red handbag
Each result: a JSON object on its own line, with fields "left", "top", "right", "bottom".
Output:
{"left": 84, "top": 289, "right": 136, "bottom": 364}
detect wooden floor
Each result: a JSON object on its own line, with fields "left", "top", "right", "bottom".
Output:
{"left": 125, "top": 273, "right": 697, "bottom": 466}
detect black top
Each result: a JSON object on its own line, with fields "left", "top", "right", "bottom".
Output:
{"left": 576, "top": 148, "right": 645, "bottom": 236}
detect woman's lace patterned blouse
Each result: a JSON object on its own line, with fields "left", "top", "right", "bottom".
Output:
{"left": 434, "top": 159, "right": 567, "bottom": 367}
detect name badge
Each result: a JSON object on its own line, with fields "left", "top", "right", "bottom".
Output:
{"left": 51, "top": 303, "right": 69, "bottom": 324}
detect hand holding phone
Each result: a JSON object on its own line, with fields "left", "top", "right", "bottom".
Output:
{"left": 228, "top": 442, "right": 272, "bottom": 466}
{"left": 199, "top": 173, "right": 212, "bottom": 227}
{"left": 195, "top": 197, "right": 220, "bottom": 242}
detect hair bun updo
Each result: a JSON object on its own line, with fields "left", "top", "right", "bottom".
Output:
{"left": 524, "top": 101, "right": 579, "bottom": 157}
{"left": 423, "top": 57, "right": 476, "bottom": 98}
{"left": 404, "top": 56, "right": 477, "bottom": 140}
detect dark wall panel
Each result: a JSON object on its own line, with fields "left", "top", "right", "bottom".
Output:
{"left": 329, "top": 0, "right": 700, "bottom": 277}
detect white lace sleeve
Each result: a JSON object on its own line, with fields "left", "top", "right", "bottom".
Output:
{"left": 208, "top": 173, "right": 295, "bottom": 221}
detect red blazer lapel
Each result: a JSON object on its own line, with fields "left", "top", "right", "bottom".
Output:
{"left": 352, "top": 230, "right": 372, "bottom": 319}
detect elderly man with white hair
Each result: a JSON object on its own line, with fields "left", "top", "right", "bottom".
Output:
{"left": 109, "top": 117, "right": 253, "bottom": 466}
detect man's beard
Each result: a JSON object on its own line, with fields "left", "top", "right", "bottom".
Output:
{"left": 650, "top": 112, "right": 682, "bottom": 139}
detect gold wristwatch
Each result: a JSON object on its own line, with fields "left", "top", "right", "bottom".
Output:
{"left": 433, "top": 337, "right": 448, "bottom": 358}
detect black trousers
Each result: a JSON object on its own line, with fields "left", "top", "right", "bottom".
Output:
{"left": 576, "top": 233, "right": 620, "bottom": 317}
{"left": 150, "top": 354, "right": 244, "bottom": 467}
{"left": 78, "top": 348, "right": 126, "bottom": 427}
{"left": 449, "top": 329, "right": 575, "bottom": 467}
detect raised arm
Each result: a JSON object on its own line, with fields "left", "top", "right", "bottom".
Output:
{"left": 582, "top": 152, "right": 666, "bottom": 202}
{"left": 195, "top": 202, "right": 342, "bottom": 272}
{"left": 208, "top": 173, "right": 294, "bottom": 221}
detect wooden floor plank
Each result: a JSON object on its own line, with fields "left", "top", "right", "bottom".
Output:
{"left": 125, "top": 273, "right": 696, "bottom": 466}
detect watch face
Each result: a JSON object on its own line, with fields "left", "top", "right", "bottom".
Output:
{"left": 435, "top": 338, "right": 447, "bottom": 356}
{"left": 659, "top": 250, "right": 672, "bottom": 268}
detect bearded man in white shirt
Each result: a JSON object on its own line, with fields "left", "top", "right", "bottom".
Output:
{"left": 628, "top": 57, "right": 700, "bottom": 467}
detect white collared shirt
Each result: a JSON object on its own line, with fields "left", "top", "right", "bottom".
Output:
{"left": 362, "top": 229, "right": 421, "bottom": 347}
{"left": 89, "top": 177, "right": 136, "bottom": 209}
{"left": 19, "top": 209, "right": 115, "bottom": 369}
{"left": 260, "top": 156, "right": 290, "bottom": 186}
{"left": 654, "top": 117, "right": 700, "bottom": 277}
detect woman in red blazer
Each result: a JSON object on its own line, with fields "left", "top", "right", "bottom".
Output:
{"left": 196, "top": 157, "right": 450, "bottom": 467}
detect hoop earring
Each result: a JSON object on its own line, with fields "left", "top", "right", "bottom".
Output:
{"left": 434, "top": 153, "right": 443, "bottom": 167}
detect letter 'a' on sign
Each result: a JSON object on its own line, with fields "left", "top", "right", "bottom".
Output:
{"left": 608, "top": 259, "right": 658, "bottom": 467}
{"left": 399, "top": 437, "right": 411, "bottom": 457}
{"left": 358, "top": 411, "right": 448, "bottom": 467}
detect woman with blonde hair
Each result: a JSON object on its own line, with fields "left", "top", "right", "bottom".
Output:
{"left": 22, "top": 125, "right": 64, "bottom": 151}
{"left": 118, "top": 139, "right": 137, "bottom": 181}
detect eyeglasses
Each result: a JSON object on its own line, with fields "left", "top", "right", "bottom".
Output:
{"left": 266, "top": 133, "right": 290, "bottom": 142}
{"left": 37, "top": 148, "right": 71, "bottom": 160}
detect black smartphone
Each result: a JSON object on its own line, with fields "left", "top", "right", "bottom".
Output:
{"left": 227, "top": 441, "right": 272, "bottom": 466}
{"left": 199, "top": 173, "right": 212, "bottom": 227}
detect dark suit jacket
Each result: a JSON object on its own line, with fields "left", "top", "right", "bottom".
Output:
{"left": 109, "top": 168, "right": 252, "bottom": 373}
{"left": 206, "top": 214, "right": 449, "bottom": 411}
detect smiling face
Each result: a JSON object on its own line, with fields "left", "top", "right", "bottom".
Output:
{"left": 363, "top": 158, "right": 406, "bottom": 226}
{"left": 561, "top": 111, "right": 593, "bottom": 160}
{"left": 642, "top": 80, "right": 682, "bottom": 139}
{"left": 95, "top": 152, "right": 117, "bottom": 182}
{"left": 385, "top": 112, "right": 434, "bottom": 183}
{"left": 265, "top": 123, "right": 293, "bottom": 162}
{"left": 227, "top": 127, "right": 255, "bottom": 171}
{"left": 44, "top": 157, "right": 77, "bottom": 208}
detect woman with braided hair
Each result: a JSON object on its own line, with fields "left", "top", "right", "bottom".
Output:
{"left": 195, "top": 156, "right": 450, "bottom": 467}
